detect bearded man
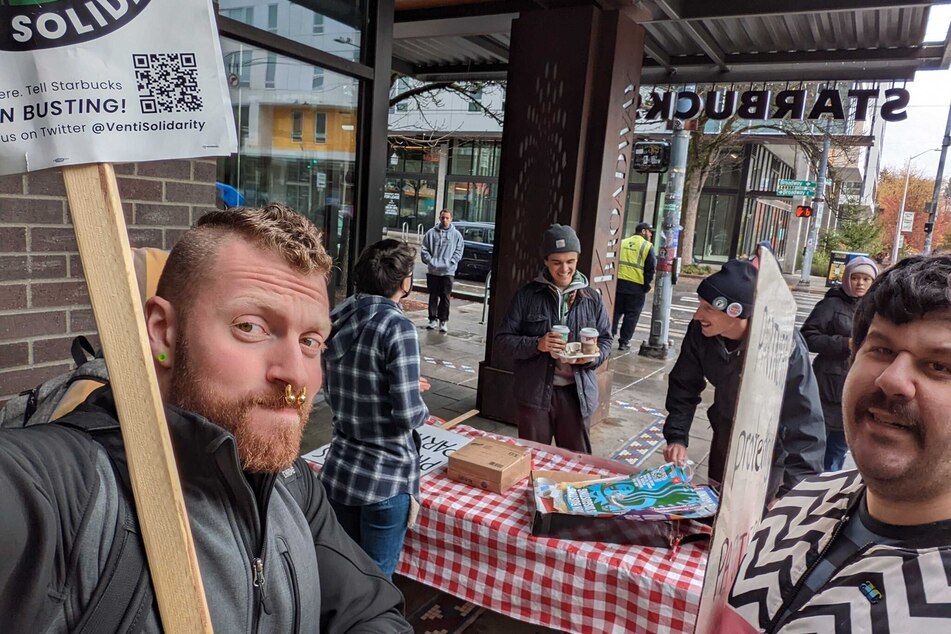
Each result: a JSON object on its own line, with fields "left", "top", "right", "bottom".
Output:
{"left": 0, "top": 205, "right": 411, "bottom": 633}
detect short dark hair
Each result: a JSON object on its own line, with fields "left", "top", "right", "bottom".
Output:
{"left": 354, "top": 239, "right": 416, "bottom": 297}
{"left": 852, "top": 255, "right": 951, "bottom": 356}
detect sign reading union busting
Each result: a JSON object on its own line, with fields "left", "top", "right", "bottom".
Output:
{"left": 0, "top": 0, "right": 236, "bottom": 175}
{"left": 693, "top": 248, "right": 797, "bottom": 634}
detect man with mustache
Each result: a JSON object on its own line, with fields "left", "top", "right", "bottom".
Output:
{"left": 0, "top": 205, "right": 412, "bottom": 632}
{"left": 724, "top": 255, "right": 951, "bottom": 633}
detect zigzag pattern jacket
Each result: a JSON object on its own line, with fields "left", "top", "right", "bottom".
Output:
{"left": 726, "top": 470, "right": 951, "bottom": 633}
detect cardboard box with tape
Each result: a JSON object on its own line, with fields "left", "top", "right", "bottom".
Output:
{"left": 446, "top": 436, "right": 532, "bottom": 493}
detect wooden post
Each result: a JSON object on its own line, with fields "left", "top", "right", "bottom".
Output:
{"left": 62, "top": 164, "right": 212, "bottom": 633}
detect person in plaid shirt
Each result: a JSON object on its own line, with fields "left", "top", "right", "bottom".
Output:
{"left": 320, "top": 238, "right": 430, "bottom": 577}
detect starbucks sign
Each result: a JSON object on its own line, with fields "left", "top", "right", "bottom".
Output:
{"left": 1, "top": 0, "right": 152, "bottom": 51}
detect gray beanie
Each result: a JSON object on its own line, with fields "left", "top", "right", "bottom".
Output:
{"left": 541, "top": 224, "right": 581, "bottom": 258}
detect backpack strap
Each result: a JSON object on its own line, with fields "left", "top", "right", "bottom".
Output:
{"left": 280, "top": 456, "right": 316, "bottom": 512}
{"left": 56, "top": 412, "right": 154, "bottom": 634}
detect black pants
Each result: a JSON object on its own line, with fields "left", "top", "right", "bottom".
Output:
{"left": 517, "top": 385, "right": 592, "bottom": 454}
{"left": 426, "top": 274, "right": 453, "bottom": 322}
{"left": 612, "top": 290, "right": 647, "bottom": 345}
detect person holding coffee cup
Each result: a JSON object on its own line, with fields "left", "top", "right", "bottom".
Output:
{"left": 494, "top": 224, "right": 612, "bottom": 454}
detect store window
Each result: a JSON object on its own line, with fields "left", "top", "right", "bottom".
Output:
{"left": 446, "top": 181, "right": 496, "bottom": 223}
{"left": 218, "top": 0, "right": 364, "bottom": 63}
{"left": 217, "top": 38, "right": 359, "bottom": 304}
{"left": 314, "top": 112, "right": 327, "bottom": 143}
{"left": 693, "top": 193, "right": 736, "bottom": 263}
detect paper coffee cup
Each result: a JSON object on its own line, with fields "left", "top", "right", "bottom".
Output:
{"left": 551, "top": 325, "right": 570, "bottom": 341}
{"left": 580, "top": 327, "right": 598, "bottom": 355}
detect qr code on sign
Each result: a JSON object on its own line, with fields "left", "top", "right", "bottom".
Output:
{"left": 133, "top": 53, "right": 204, "bottom": 114}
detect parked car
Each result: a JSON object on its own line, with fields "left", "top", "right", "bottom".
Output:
{"left": 452, "top": 221, "right": 495, "bottom": 282}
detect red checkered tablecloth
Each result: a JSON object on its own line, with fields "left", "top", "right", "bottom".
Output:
{"left": 396, "top": 425, "right": 709, "bottom": 634}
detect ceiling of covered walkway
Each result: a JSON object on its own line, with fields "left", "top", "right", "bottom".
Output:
{"left": 391, "top": 0, "right": 951, "bottom": 83}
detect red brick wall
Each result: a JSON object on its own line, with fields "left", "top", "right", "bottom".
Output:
{"left": 0, "top": 160, "right": 217, "bottom": 402}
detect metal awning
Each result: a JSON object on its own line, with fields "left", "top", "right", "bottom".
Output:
{"left": 393, "top": 0, "right": 951, "bottom": 83}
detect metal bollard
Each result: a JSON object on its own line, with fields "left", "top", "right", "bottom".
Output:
{"left": 479, "top": 271, "right": 492, "bottom": 325}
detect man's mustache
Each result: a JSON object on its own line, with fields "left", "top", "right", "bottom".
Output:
{"left": 855, "top": 393, "right": 924, "bottom": 442}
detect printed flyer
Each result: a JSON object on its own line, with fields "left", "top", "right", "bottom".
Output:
{"left": 0, "top": 0, "right": 236, "bottom": 175}
{"left": 533, "top": 463, "right": 719, "bottom": 520}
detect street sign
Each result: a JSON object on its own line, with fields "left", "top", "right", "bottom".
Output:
{"left": 778, "top": 179, "right": 816, "bottom": 188}
{"left": 901, "top": 211, "right": 915, "bottom": 232}
{"left": 776, "top": 188, "right": 816, "bottom": 197}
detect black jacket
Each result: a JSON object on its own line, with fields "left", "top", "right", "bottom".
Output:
{"left": 663, "top": 320, "right": 825, "bottom": 496}
{"left": 800, "top": 285, "right": 856, "bottom": 431}
{"left": 494, "top": 276, "right": 612, "bottom": 419}
{"left": 0, "top": 388, "right": 410, "bottom": 633}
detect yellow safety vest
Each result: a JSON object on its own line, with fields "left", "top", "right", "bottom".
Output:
{"left": 618, "top": 234, "right": 652, "bottom": 284}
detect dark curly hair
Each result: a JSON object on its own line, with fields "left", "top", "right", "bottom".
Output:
{"left": 852, "top": 255, "right": 951, "bottom": 358}
{"left": 354, "top": 239, "right": 416, "bottom": 297}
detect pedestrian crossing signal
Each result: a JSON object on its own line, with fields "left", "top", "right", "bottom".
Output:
{"left": 795, "top": 205, "right": 813, "bottom": 218}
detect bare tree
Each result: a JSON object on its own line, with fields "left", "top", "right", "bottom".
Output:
{"left": 389, "top": 77, "right": 505, "bottom": 126}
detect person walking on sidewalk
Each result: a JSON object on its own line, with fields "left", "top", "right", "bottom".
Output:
{"left": 320, "top": 239, "right": 430, "bottom": 578}
{"left": 661, "top": 258, "right": 825, "bottom": 500}
{"left": 421, "top": 209, "right": 464, "bottom": 333}
{"left": 495, "top": 224, "right": 612, "bottom": 454}
{"left": 801, "top": 256, "right": 879, "bottom": 472}
{"left": 613, "top": 222, "right": 655, "bottom": 351}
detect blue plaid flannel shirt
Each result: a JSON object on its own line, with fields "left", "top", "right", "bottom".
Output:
{"left": 319, "top": 294, "right": 429, "bottom": 506}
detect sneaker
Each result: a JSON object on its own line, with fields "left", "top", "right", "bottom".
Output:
{"left": 439, "top": 321, "right": 448, "bottom": 333}
{"left": 618, "top": 342, "right": 631, "bottom": 351}
{"left": 427, "top": 319, "right": 438, "bottom": 330}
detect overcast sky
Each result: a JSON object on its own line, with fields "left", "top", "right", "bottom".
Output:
{"left": 879, "top": 4, "right": 951, "bottom": 177}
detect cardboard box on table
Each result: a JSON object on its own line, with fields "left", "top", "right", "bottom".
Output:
{"left": 447, "top": 437, "right": 532, "bottom": 493}
{"left": 528, "top": 470, "right": 708, "bottom": 547}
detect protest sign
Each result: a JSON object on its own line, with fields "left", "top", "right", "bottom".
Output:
{"left": 303, "top": 424, "right": 473, "bottom": 476}
{"left": 694, "top": 249, "right": 797, "bottom": 633}
{"left": 0, "top": 0, "right": 236, "bottom": 174}
{"left": 2, "top": 0, "right": 238, "bottom": 630}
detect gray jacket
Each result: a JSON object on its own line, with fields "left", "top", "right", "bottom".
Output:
{"left": 494, "top": 271, "right": 612, "bottom": 419}
{"left": 0, "top": 388, "right": 410, "bottom": 633}
{"left": 420, "top": 224, "right": 464, "bottom": 276}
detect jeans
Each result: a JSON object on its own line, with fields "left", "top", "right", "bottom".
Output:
{"left": 824, "top": 430, "right": 849, "bottom": 472}
{"left": 330, "top": 493, "right": 411, "bottom": 578}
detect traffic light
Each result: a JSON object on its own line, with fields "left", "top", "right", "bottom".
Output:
{"left": 795, "top": 205, "right": 813, "bottom": 218}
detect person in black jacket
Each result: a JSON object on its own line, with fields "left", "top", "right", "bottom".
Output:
{"left": 662, "top": 259, "right": 825, "bottom": 499}
{"left": 801, "top": 255, "right": 879, "bottom": 471}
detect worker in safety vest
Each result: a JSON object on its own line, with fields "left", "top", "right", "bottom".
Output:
{"left": 613, "top": 222, "right": 655, "bottom": 351}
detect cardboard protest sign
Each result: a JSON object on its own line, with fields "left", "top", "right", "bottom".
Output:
{"left": 303, "top": 424, "right": 473, "bottom": 476}
{"left": 0, "top": 0, "right": 236, "bottom": 174}
{"left": 694, "top": 249, "right": 797, "bottom": 633}
{"left": 2, "top": 0, "right": 237, "bottom": 630}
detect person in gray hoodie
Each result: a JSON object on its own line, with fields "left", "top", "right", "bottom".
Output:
{"left": 320, "top": 239, "right": 430, "bottom": 578}
{"left": 494, "top": 224, "right": 612, "bottom": 453}
{"left": 420, "top": 209, "right": 464, "bottom": 333}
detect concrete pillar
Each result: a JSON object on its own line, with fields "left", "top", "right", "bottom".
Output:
{"left": 477, "top": 6, "right": 645, "bottom": 425}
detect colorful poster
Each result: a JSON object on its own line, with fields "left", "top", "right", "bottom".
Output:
{"left": 533, "top": 463, "right": 719, "bottom": 520}
{"left": 0, "top": 0, "right": 236, "bottom": 175}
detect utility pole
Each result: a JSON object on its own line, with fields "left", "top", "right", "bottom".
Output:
{"left": 797, "top": 136, "right": 830, "bottom": 288}
{"left": 923, "top": 101, "right": 951, "bottom": 255}
{"left": 640, "top": 119, "right": 689, "bottom": 359}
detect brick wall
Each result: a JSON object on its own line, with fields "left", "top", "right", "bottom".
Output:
{"left": 0, "top": 159, "right": 217, "bottom": 402}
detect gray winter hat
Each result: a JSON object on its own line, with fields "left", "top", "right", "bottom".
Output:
{"left": 541, "top": 224, "right": 581, "bottom": 258}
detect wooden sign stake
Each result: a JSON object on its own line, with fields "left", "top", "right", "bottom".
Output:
{"left": 62, "top": 163, "right": 212, "bottom": 633}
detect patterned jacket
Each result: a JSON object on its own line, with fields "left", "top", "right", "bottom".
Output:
{"left": 320, "top": 294, "right": 429, "bottom": 506}
{"left": 725, "top": 470, "right": 951, "bottom": 633}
